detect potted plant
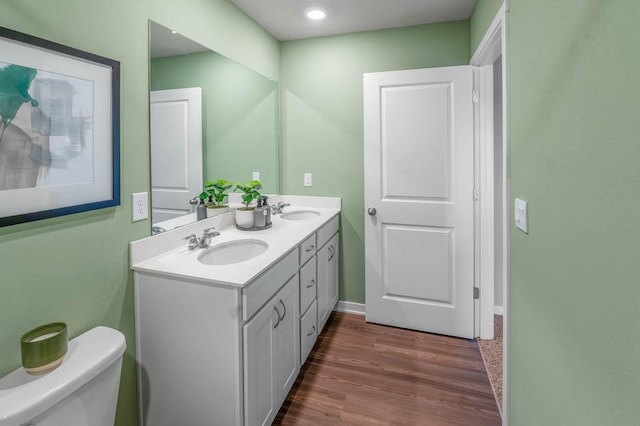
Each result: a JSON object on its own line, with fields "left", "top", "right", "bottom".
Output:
{"left": 234, "top": 180, "right": 262, "bottom": 228}
{"left": 200, "top": 179, "right": 232, "bottom": 217}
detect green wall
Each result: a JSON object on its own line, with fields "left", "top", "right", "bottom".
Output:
{"left": 472, "top": 0, "right": 640, "bottom": 423}
{"left": 0, "top": 1, "right": 278, "bottom": 425}
{"left": 280, "top": 21, "right": 470, "bottom": 303}
{"left": 470, "top": 0, "right": 503, "bottom": 54}
{"left": 151, "top": 51, "right": 280, "bottom": 193}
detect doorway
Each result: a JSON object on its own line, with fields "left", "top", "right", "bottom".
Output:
{"left": 470, "top": 2, "right": 509, "bottom": 422}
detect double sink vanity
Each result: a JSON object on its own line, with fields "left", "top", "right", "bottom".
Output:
{"left": 130, "top": 195, "right": 340, "bottom": 426}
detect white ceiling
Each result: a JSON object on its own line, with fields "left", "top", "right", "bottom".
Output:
{"left": 229, "top": 0, "right": 478, "bottom": 41}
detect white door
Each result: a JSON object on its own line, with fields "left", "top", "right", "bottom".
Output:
{"left": 150, "top": 88, "right": 202, "bottom": 224}
{"left": 363, "top": 66, "right": 475, "bottom": 339}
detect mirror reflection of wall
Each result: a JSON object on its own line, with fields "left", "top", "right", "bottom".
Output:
{"left": 148, "top": 20, "right": 280, "bottom": 231}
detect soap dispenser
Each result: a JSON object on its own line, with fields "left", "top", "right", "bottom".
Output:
{"left": 254, "top": 197, "right": 268, "bottom": 228}
{"left": 263, "top": 196, "right": 272, "bottom": 226}
{"left": 196, "top": 199, "right": 206, "bottom": 221}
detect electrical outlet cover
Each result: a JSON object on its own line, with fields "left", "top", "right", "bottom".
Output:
{"left": 514, "top": 198, "right": 528, "bottom": 233}
{"left": 132, "top": 192, "right": 148, "bottom": 222}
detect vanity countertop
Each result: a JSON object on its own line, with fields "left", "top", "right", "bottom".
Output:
{"left": 130, "top": 198, "right": 340, "bottom": 288}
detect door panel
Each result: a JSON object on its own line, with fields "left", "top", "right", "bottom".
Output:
{"left": 383, "top": 225, "right": 453, "bottom": 304}
{"left": 364, "top": 66, "right": 474, "bottom": 339}
{"left": 382, "top": 84, "right": 451, "bottom": 200}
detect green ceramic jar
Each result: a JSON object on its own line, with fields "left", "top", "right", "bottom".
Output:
{"left": 20, "top": 322, "right": 68, "bottom": 375}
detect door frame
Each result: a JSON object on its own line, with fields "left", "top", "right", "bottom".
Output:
{"left": 470, "top": 2, "right": 509, "bottom": 423}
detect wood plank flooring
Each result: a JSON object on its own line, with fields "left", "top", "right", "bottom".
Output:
{"left": 275, "top": 312, "right": 501, "bottom": 426}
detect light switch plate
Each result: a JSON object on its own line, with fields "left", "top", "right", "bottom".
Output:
{"left": 304, "top": 173, "right": 312, "bottom": 187}
{"left": 132, "top": 192, "right": 148, "bottom": 222}
{"left": 252, "top": 171, "right": 260, "bottom": 181}
{"left": 514, "top": 198, "right": 528, "bottom": 233}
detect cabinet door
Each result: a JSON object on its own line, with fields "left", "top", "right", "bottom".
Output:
{"left": 275, "top": 275, "right": 300, "bottom": 405}
{"left": 317, "top": 238, "right": 330, "bottom": 331}
{"left": 318, "top": 232, "right": 340, "bottom": 331}
{"left": 244, "top": 297, "right": 278, "bottom": 426}
{"left": 327, "top": 232, "right": 339, "bottom": 310}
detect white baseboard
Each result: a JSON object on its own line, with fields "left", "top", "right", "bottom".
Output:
{"left": 335, "top": 300, "right": 365, "bottom": 316}
{"left": 334, "top": 300, "right": 500, "bottom": 317}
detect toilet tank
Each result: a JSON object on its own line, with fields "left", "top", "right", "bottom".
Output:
{"left": 0, "top": 326, "right": 126, "bottom": 426}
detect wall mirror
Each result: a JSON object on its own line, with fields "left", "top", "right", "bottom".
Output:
{"left": 148, "top": 20, "right": 280, "bottom": 232}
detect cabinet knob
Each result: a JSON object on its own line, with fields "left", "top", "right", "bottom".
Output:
{"left": 367, "top": 207, "right": 377, "bottom": 216}
{"left": 306, "top": 325, "right": 316, "bottom": 337}
{"left": 278, "top": 300, "right": 286, "bottom": 320}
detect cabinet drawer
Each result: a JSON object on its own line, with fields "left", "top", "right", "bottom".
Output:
{"left": 316, "top": 215, "right": 339, "bottom": 248}
{"left": 243, "top": 249, "right": 298, "bottom": 321}
{"left": 300, "top": 300, "right": 317, "bottom": 363}
{"left": 299, "top": 233, "right": 316, "bottom": 265}
{"left": 299, "top": 258, "right": 316, "bottom": 314}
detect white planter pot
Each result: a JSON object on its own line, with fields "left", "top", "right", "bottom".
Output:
{"left": 235, "top": 208, "right": 255, "bottom": 228}
{"left": 206, "top": 206, "right": 229, "bottom": 218}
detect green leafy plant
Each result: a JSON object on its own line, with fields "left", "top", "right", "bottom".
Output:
{"left": 199, "top": 179, "right": 232, "bottom": 208}
{"left": 235, "top": 180, "right": 262, "bottom": 210}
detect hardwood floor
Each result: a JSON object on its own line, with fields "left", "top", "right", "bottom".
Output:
{"left": 275, "top": 312, "right": 501, "bottom": 426}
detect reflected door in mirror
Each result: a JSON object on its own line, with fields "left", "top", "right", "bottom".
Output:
{"left": 150, "top": 87, "right": 203, "bottom": 223}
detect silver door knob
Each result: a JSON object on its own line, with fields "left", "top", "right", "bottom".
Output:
{"left": 367, "top": 207, "right": 377, "bottom": 216}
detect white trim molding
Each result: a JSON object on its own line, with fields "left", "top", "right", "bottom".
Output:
{"left": 470, "top": 2, "right": 509, "bottom": 425}
{"left": 335, "top": 300, "right": 365, "bottom": 316}
{"left": 494, "top": 306, "right": 504, "bottom": 316}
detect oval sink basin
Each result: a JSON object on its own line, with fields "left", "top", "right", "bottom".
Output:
{"left": 280, "top": 210, "right": 321, "bottom": 221}
{"left": 197, "top": 239, "right": 268, "bottom": 266}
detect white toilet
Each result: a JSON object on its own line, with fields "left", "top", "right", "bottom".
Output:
{"left": 0, "top": 326, "right": 126, "bottom": 426}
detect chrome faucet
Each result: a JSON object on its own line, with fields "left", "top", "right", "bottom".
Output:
{"left": 200, "top": 227, "right": 220, "bottom": 248}
{"left": 184, "top": 234, "right": 200, "bottom": 251}
{"left": 152, "top": 226, "right": 167, "bottom": 235}
{"left": 271, "top": 202, "right": 291, "bottom": 215}
{"left": 184, "top": 227, "right": 220, "bottom": 250}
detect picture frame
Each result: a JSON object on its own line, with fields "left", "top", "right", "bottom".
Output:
{"left": 0, "top": 26, "right": 120, "bottom": 227}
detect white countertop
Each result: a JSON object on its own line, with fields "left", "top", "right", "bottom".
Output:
{"left": 130, "top": 198, "right": 340, "bottom": 288}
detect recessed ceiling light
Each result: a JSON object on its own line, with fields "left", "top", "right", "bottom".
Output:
{"left": 305, "top": 7, "right": 327, "bottom": 21}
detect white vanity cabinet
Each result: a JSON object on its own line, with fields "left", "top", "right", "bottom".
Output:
{"left": 297, "top": 216, "right": 340, "bottom": 363}
{"left": 244, "top": 274, "right": 299, "bottom": 426}
{"left": 134, "top": 273, "right": 246, "bottom": 426}
{"left": 131, "top": 200, "right": 341, "bottom": 426}
{"left": 135, "top": 249, "right": 300, "bottom": 426}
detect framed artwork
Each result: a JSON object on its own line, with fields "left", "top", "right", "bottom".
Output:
{"left": 0, "top": 26, "right": 120, "bottom": 227}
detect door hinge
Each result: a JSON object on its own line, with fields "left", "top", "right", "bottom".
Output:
{"left": 474, "top": 287, "right": 480, "bottom": 299}
{"left": 473, "top": 187, "right": 480, "bottom": 201}
{"left": 472, "top": 89, "right": 480, "bottom": 104}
